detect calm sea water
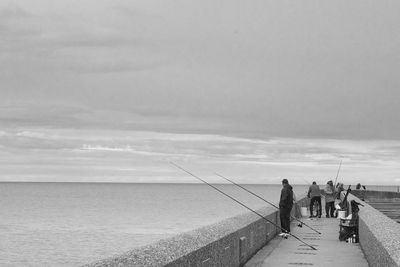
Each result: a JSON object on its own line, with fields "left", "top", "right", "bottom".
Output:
{"left": 0, "top": 182, "right": 397, "bottom": 266}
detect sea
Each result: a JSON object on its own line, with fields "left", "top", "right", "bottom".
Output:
{"left": 1, "top": 182, "right": 398, "bottom": 267}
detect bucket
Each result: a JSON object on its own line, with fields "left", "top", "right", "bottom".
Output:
{"left": 301, "top": 207, "right": 308, "bottom": 217}
{"left": 337, "top": 210, "right": 346, "bottom": 219}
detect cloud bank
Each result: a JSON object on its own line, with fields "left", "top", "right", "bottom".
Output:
{"left": 1, "top": 127, "right": 399, "bottom": 184}
{"left": 1, "top": 1, "right": 400, "bottom": 140}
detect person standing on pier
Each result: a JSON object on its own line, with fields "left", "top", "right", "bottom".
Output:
{"left": 325, "top": 180, "right": 336, "bottom": 218}
{"left": 279, "top": 179, "right": 294, "bottom": 237}
{"left": 308, "top": 181, "right": 322, "bottom": 218}
{"left": 336, "top": 183, "right": 345, "bottom": 199}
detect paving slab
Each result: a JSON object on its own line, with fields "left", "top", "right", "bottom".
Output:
{"left": 245, "top": 216, "right": 368, "bottom": 267}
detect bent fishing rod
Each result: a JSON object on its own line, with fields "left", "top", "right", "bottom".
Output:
{"left": 333, "top": 159, "right": 342, "bottom": 187}
{"left": 214, "top": 173, "right": 321, "bottom": 235}
{"left": 170, "top": 162, "right": 317, "bottom": 251}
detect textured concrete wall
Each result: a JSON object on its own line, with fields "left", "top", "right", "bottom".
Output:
{"left": 84, "top": 195, "right": 308, "bottom": 267}
{"left": 347, "top": 194, "right": 400, "bottom": 267}
{"left": 351, "top": 190, "right": 400, "bottom": 201}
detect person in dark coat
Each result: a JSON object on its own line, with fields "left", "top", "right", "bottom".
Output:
{"left": 308, "top": 181, "right": 322, "bottom": 218}
{"left": 279, "top": 179, "right": 294, "bottom": 236}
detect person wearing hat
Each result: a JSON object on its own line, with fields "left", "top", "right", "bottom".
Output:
{"left": 324, "top": 180, "right": 336, "bottom": 218}
{"left": 279, "top": 178, "right": 294, "bottom": 237}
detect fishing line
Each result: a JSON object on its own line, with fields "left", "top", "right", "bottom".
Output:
{"left": 170, "top": 162, "right": 317, "bottom": 251}
{"left": 214, "top": 173, "right": 322, "bottom": 235}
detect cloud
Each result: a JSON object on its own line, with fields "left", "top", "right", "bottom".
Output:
{"left": 56, "top": 35, "right": 144, "bottom": 49}
{"left": 0, "top": 5, "right": 39, "bottom": 44}
{"left": 0, "top": 2, "right": 164, "bottom": 74}
{"left": 1, "top": 125, "right": 400, "bottom": 183}
{"left": 0, "top": 5, "right": 31, "bottom": 19}
{"left": 80, "top": 144, "right": 176, "bottom": 157}
{"left": 1, "top": 1, "right": 400, "bottom": 141}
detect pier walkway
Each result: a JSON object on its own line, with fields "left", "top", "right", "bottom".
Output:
{"left": 367, "top": 200, "right": 400, "bottom": 223}
{"left": 245, "top": 216, "right": 368, "bottom": 267}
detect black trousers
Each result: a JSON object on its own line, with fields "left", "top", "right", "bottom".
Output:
{"left": 309, "top": 196, "right": 322, "bottom": 217}
{"left": 279, "top": 207, "right": 292, "bottom": 233}
{"left": 325, "top": 201, "right": 335, "bottom": 217}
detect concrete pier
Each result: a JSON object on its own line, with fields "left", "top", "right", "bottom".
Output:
{"left": 84, "top": 190, "right": 400, "bottom": 266}
{"left": 245, "top": 217, "right": 368, "bottom": 267}
{"left": 351, "top": 189, "right": 400, "bottom": 223}
{"left": 367, "top": 201, "right": 400, "bottom": 223}
{"left": 246, "top": 191, "right": 400, "bottom": 267}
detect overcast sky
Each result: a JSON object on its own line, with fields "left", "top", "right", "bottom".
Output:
{"left": 1, "top": 0, "right": 400, "bottom": 139}
{"left": 1, "top": 1, "right": 400, "bottom": 184}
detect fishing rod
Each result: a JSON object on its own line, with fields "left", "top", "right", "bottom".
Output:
{"left": 170, "top": 162, "right": 317, "bottom": 251}
{"left": 214, "top": 173, "right": 322, "bottom": 235}
{"left": 301, "top": 178, "right": 312, "bottom": 194}
{"left": 333, "top": 159, "right": 342, "bottom": 187}
{"left": 301, "top": 178, "right": 309, "bottom": 185}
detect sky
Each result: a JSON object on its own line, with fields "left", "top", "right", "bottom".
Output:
{"left": 1, "top": 1, "right": 400, "bottom": 185}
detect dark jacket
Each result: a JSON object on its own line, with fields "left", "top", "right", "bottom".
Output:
{"left": 307, "top": 184, "right": 321, "bottom": 198}
{"left": 279, "top": 184, "right": 294, "bottom": 209}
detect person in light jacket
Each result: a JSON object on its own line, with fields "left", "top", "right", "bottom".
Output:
{"left": 324, "top": 180, "right": 336, "bottom": 218}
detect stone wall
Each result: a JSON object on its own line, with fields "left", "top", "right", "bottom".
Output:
{"left": 346, "top": 193, "right": 400, "bottom": 267}
{"left": 84, "top": 195, "right": 308, "bottom": 267}
{"left": 351, "top": 190, "right": 400, "bottom": 201}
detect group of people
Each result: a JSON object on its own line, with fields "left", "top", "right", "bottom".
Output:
{"left": 278, "top": 178, "right": 346, "bottom": 237}
{"left": 307, "top": 180, "right": 344, "bottom": 218}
